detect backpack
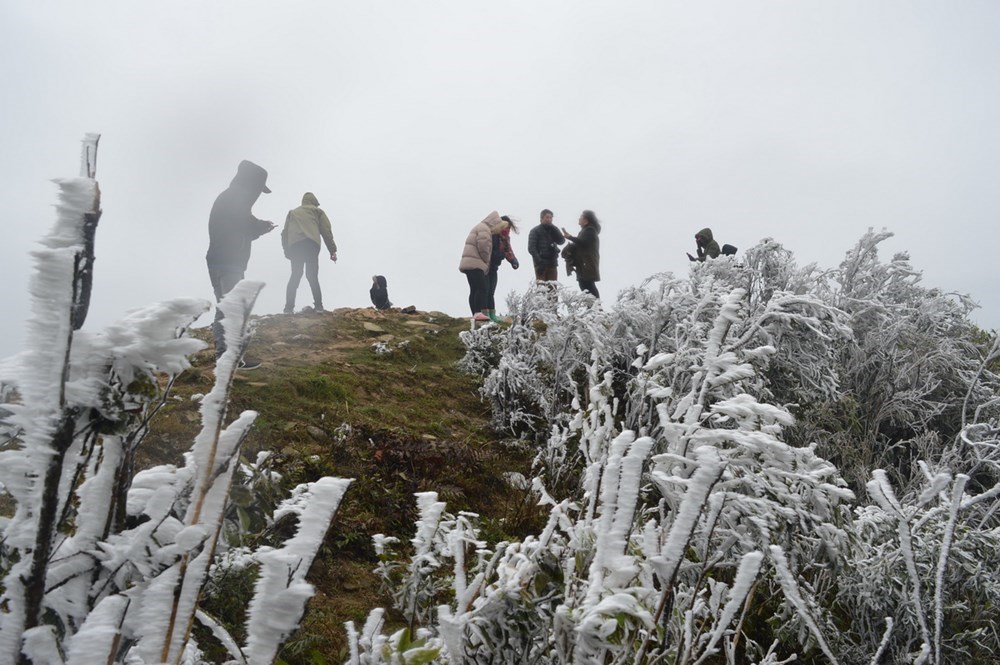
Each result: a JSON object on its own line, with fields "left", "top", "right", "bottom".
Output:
{"left": 721, "top": 244, "right": 738, "bottom": 257}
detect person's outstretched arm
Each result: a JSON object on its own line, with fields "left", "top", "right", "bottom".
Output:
{"left": 317, "top": 209, "right": 338, "bottom": 261}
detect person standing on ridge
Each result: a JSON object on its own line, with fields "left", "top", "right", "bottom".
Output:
{"left": 485, "top": 215, "right": 520, "bottom": 322}
{"left": 206, "top": 160, "right": 276, "bottom": 367}
{"left": 561, "top": 210, "right": 602, "bottom": 298}
{"left": 281, "top": 192, "right": 337, "bottom": 314}
{"left": 527, "top": 208, "right": 564, "bottom": 282}
{"left": 687, "top": 228, "right": 720, "bottom": 262}
{"left": 459, "top": 211, "right": 508, "bottom": 322}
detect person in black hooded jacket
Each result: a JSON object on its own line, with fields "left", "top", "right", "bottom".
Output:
{"left": 370, "top": 275, "right": 392, "bottom": 310}
{"left": 205, "top": 160, "right": 276, "bottom": 361}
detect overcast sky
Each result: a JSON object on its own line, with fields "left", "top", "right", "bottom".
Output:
{"left": 1, "top": 2, "right": 998, "bottom": 358}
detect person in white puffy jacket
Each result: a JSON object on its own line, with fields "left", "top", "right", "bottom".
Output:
{"left": 459, "top": 210, "right": 507, "bottom": 321}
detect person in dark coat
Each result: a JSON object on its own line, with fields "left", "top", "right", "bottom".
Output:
{"left": 370, "top": 275, "right": 392, "bottom": 310}
{"left": 687, "top": 227, "right": 720, "bottom": 262}
{"left": 205, "top": 160, "right": 276, "bottom": 362}
{"left": 527, "top": 208, "right": 564, "bottom": 282}
{"left": 561, "top": 210, "right": 601, "bottom": 298}
{"left": 485, "top": 216, "right": 520, "bottom": 322}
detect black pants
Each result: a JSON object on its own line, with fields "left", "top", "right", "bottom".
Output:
{"left": 464, "top": 269, "right": 487, "bottom": 314}
{"left": 579, "top": 280, "right": 600, "bottom": 298}
{"left": 486, "top": 268, "right": 499, "bottom": 310}
{"left": 285, "top": 239, "right": 322, "bottom": 311}
{"left": 208, "top": 264, "right": 245, "bottom": 358}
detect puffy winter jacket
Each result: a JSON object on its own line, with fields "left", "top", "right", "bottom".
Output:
{"left": 459, "top": 211, "right": 505, "bottom": 273}
{"left": 527, "top": 223, "right": 565, "bottom": 269}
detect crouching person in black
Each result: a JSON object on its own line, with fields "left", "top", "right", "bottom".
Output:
{"left": 370, "top": 275, "right": 392, "bottom": 310}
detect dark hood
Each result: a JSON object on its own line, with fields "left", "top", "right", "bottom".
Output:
{"left": 230, "top": 160, "right": 271, "bottom": 195}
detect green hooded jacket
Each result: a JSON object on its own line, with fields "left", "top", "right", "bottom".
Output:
{"left": 282, "top": 192, "right": 337, "bottom": 256}
{"left": 695, "top": 227, "right": 720, "bottom": 261}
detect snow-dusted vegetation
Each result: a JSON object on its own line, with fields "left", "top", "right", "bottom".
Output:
{"left": 3, "top": 138, "right": 999, "bottom": 664}
{"left": 358, "top": 234, "right": 1000, "bottom": 664}
{"left": 0, "top": 138, "right": 352, "bottom": 665}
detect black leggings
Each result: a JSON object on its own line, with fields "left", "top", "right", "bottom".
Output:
{"left": 464, "top": 269, "right": 488, "bottom": 314}
{"left": 486, "top": 268, "right": 499, "bottom": 310}
{"left": 578, "top": 280, "right": 599, "bottom": 298}
{"left": 286, "top": 239, "right": 322, "bottom": 310}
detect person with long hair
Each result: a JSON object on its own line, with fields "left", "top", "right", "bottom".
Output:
{"left": 485, "top": 215, "right": 520, "bottom": 322}
{"left": 459, "top": 211, "right": 508, "bottom": 321}
{"left": 561, "top": 210, "right": 602, "bottom": 298}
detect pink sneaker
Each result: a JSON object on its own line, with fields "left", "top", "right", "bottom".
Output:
{"left": 473, "top": 313, "right": 490, "bottom": 322}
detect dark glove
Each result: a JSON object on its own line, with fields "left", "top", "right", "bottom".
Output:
{"left": 511, "top": 258, "right": 520, "bottom": 270}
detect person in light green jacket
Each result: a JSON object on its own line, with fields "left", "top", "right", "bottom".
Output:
{"left": 281, "top": 192, "right": 338, "bottom": 313}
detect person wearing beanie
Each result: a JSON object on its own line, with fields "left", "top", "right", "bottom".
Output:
{"left": 561, "top": 210, "right": 602, "bottom": 298}
{"left": 205, "top": 160, "right": 276, "bottom": 365}
{"left": 281, "top": 192, "right": 338, "bottom": 314}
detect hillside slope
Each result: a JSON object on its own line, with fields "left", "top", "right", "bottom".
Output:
{"left": 143, "top": 307, "right": 536, "bottom": 662}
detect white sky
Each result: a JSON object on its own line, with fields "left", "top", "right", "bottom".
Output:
{"left": 1, "top": 2, "right": 998, "bottom": 357}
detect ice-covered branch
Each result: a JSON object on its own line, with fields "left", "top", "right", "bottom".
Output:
{"left": 244, "top": 477, "right": 352, "bottom": 665}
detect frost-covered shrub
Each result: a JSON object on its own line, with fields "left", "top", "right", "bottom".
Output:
{"left": 0, "top": 140, "right": 352, "bottom": 665}
{"left": 459, "top": 286, "right": 622, "bottom": 436}
{"left": 352, "top": 354, "right": 858, "bottom": 663}
{"left": 464, "top": 232, "right": 999, "bottom": 494}
{"left": 790, "top": 230, "right": 1000, "bottom": 491}
{"left": 827, "top": 421, "right": 1000, "bottom": 663}
{"left": 356, "top": 229, "right": 1000, "bottom": 664}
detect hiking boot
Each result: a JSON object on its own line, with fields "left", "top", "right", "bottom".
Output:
{"left": 238, "top": 356, "right": 262, "bottom": 370}
{"left": 487, "top": 312, "right": 502, "bottom": 323}
{"left": 283, "top": 307, "right": 294, "bottom": 315}
{"left": 473, "top": 313, "right": 490, "bottom": 322}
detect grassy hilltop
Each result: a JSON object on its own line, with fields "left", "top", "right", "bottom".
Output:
{"left": 143, "top": 308, "right": 537, "bottom": 663}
